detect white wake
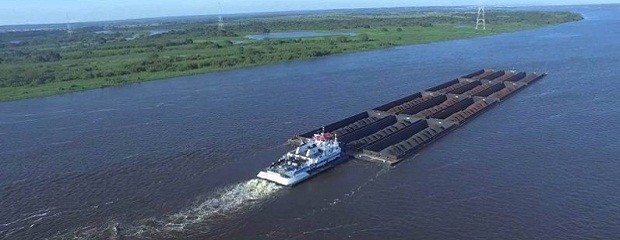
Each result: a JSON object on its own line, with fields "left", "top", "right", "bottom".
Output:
{"left": 127, "top": 179, "right": 281, "bottom": 238}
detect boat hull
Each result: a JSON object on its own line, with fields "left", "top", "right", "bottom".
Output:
{"left": 257, "top": 170, "right": 310, "bottom": 186}
{"left": 257, "top": 154, "right": 347, "bottom": 186}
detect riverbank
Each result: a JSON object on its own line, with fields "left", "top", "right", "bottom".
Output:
{"left": 0, "top": 9, "right": 583, "bottom": 102}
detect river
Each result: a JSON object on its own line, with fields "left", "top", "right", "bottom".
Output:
{"left": 1, "top": 5, "right": 619, "bottom": 239}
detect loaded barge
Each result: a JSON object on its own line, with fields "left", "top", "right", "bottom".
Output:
{"left": 258, "top": 69, "right": 546, "bottom": 185}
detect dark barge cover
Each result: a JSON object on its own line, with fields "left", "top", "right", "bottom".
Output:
{"left": 290, "top": 69, "right": 546, "bottom": 164}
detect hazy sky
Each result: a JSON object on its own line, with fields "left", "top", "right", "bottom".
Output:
{"left": 1, "top": 0, "right": 618, "bottom": 26}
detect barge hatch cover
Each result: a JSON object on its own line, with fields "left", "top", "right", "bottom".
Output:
{"left": 289, "top": 69, "right": 547, "bottom": 165}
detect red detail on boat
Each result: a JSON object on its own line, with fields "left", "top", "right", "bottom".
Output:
{"left": 313, "top": 132, "right": 334, "bottom": 142}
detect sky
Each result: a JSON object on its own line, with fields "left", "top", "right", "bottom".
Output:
{"left": 1, "top": 0, "right": 618, "bottom": 26}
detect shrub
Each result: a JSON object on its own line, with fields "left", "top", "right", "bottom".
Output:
{"left": 34, "top": 51, "right": 62, "bottom": 62}
{"left": 420, "top": 22, "right": 433, "bottom": 27}
{"left": 359, "top": 33, "right": 370, "bottom": 41}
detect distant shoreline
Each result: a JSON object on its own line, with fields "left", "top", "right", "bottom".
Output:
{"left": 0, "top": 9, "right": 583, "bottom": 102}
{"left": 0, "top": 4, "right": 608, "bottom": 28}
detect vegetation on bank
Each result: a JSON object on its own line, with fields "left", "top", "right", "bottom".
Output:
{"left": 0, "top": 10, "right": 582, "bottom": 102}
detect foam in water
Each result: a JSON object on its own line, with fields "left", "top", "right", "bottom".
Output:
{"left": 49, "top": 221, "right": 120, "bottom": 240}
{"left": 126, "top": 179, "right": 281, "bottom": 238}
{"left": 53, "top": 179, "right": 281, "bottom": 239}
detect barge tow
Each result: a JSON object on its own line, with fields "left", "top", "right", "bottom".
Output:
{"left": 259, "top": 69, "right": 546, "bottom": 186}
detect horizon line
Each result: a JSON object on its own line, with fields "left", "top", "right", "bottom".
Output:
{"left": 0, "top": 3, "right": 612, "bottom": 28}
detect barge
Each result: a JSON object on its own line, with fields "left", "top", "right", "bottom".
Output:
{"left": 259, "top": 69, "right": 546, "bottom": 185}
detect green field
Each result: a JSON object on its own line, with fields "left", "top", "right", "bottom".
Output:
{"left": 0, "top": 10, "right": 583, "bottom": 102}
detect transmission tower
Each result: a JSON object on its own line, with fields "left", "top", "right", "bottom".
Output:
{"left": 217, "top": 2, "right": 225, "bottom": 31}
{"left": 475, "top": 6, "right": 486, "bottom": 30}
{"left": 66, "top": 13, "right": 74, "bottom": 36}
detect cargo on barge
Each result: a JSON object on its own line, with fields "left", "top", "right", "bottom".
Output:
{"left": 289, "top": 69, "right": 546, "bottom": 165}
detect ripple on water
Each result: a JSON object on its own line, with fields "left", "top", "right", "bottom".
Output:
{"left": 47, "top": 179, "right": 281, "bottom": 239}
{"left": 125, "top": 179, "right": 281, "bottom": 238}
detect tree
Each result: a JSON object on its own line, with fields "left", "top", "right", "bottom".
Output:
{"left": 336, "top": 36, "right": 349, "bottom": 43}
{"left": 359, "top": 33, "right": 370, "bottom": 41}
{"left": 34, "top": 51, "right": 62, "bottom": 62}
{"left": 206, "top": 41, "right": 222, "bottom": 49}
{"left": 420, "top": 22, "right": 433, "bottom": 27}
{"left": 147, "top": 53, "right": 159, "bottom": 61}
{"left": 396, "top": 27, "right": 403, "bottom": 32}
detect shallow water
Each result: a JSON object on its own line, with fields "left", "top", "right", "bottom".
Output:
{"left": 246, "top": 31, "right": 356, "bottom": 40}
{"left": 1, "top": 5, "right": 620, "bottom": 239}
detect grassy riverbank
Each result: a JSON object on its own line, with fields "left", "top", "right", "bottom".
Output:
{"left": 0, "top": 9, "right": 582, "bottom": 102}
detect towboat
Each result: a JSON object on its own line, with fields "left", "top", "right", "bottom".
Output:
{"left": 257, "top": 129, "right": 342, "bottom": 186}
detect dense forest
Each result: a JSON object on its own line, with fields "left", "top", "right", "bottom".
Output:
{"left": 0, "top": 10, "right": 582, "bottom": 101}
